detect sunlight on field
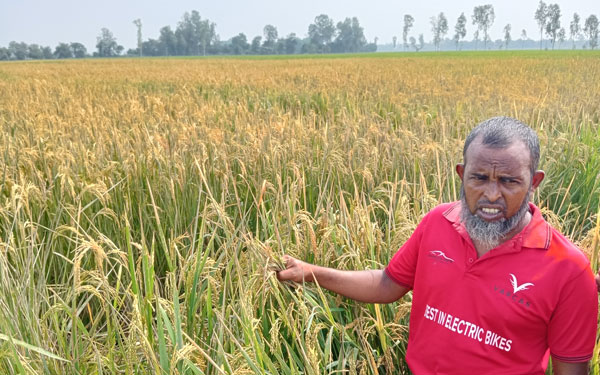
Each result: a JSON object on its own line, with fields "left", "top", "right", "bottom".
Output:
{"left": 0, "top": 52, "right": 599, "bottom": 374}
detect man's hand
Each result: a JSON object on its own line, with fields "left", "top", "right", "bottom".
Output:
{"left": 275, "top": 255, "right": 410, "bottom": 303}
{"left": 276, "top": 255, "right": 315, "bottom": 283}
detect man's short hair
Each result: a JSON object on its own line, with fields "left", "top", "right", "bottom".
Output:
{"left": 463, "top": 117, "right": 540, "bottom": 177}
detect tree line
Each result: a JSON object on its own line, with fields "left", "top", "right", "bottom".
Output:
{"left": 0, "top": 3, "right": 598, "bottom": 60}
{"left": 0, "top": 11, "right": 375, "bottom": 60}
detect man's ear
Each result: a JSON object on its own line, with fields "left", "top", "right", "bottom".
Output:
{"left": 456, "top": 163, "right": 465, "bottom": 181}
{"left": 531, "top": 170, "right": 545, "bottom": 190}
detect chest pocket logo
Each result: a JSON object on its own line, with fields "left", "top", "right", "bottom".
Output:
{"left": 429, "top": 250, "right": 455, "bottom": 263}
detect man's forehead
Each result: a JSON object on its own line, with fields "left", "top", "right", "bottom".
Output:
{"left": 464, "top": 138, "right": 531, "bottom": 170}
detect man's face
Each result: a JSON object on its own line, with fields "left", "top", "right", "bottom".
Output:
{"left": 456, "top": 138, "right": 544, "bottom": 245}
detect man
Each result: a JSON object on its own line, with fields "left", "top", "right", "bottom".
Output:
{"left": 277, "top": 117, "right": 598, "bottom": 375}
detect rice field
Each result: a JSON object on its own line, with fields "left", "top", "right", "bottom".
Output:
{"left": 0, "top": 51, "right": 599, "bottom": 374}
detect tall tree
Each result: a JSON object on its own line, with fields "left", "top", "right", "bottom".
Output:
{"left": 504, "top": 24, "right": 512, "bottom": 49}
{"left": 133, "top": 19, "right": 142, "bottom": 57}
{"left": 472, "top": 5, "right": 495, "bottom": 49}
{"left": 392, "top": 36, "right": 397, "bottom": 49}
{"left": 403, "top": 15, "right": 415, "bottom": 51}
{"left": 430, "top": 13, "right": 448, "bottom": 51}
{"left": 334, "top": 17, "right": 367, "bottom": 53}
{"left": 262, "top": 24, "right": 278, "bottom": 54}
{"left": 96, "top": 28, "right": 121, "bottom": 57}
{"left": 159, "top": 26, "right": 177, "bottom": 56}
{"left": 545, "top": 4, "right": 561, "bottom": 49}
{"left": 534, "top": 1, "right": 548, "bottom": 49}
{"left": 454, "top": 13, "right": 467, "bottom": 50}
{"left": 584, "top": 14, "right": 599, "bottom": 49}
{"left": 570, "top": 13, "right": 581, "bottom": 49}
{"left": 308, "top": 14, "right": 335, "bottom": 53}
{"left": 176, "top": 11, "right": 216, "bottom": 56}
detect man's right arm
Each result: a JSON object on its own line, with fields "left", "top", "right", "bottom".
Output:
{"left": 276, "top": 255, "right": 410, "bottom": 304}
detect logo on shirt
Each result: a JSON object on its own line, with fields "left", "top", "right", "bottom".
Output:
{"left": 493, "top": 273, "right": 533, "bottom": 308}
{"left": 509, "top": 273, "right": 534, "bottom": 293}
{"left": 428, "top": 250, "right": 454, "bottom": 263}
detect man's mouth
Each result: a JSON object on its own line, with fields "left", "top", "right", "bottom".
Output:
{"left": 477, "top": 206, "right": 505, "bottom": 221}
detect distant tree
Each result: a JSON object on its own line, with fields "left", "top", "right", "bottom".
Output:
{"left": 42, "top": 46, "right": 53, "bottom": 59}
{"left": 584, "top": 15, "right": 599, "bottom": 49}
{"left": 334, "top": 17, "right": 367, "bottom": 53}
{"left": 262, "top": 24, "right": 278, "bottom": 54}
{"left": 392, "top": 36, "right": 397, "bottom": 49}
{"left": 308, "top": 14, "right": 335, "bottom": 53}
{"left": 473, "top": 30, "right": 480, "bottom": 50}
{"left": 70, "top": 42, "right": 87, "bottom": 58}
{"left": 0, "top": 47, "right": 10, "bottom": 60}
{"left": 159, "top": 26, "right": 177, "bottom": 56}
{"left": 96, "top": 28, "right": 121, "bottom": 57}
{"left": 133, "top": 19, "right": 142, "bottom": 56}
{"left": 176, "top": 10, "right": 216, "bottom": 56}
{"left": 230, "top": 33, "right": 249, "bottom": 54}
{"left": 54, "top": 42, "right": 73, "bottom": 59}
{"left": 534, "top": 1, "right": 548, "bottom": 49}
{"left": 454, "top": 12, "right": 467, "bottom": 50}
{"left": 418, "top": 34, "right": 425, "bottom": 51}
{"left": 403, "top": 15, "right": 415, "bottom": 51}
{"left": 570, "top": 13, "right": 581, "bottom": 49}
{"left": 472, "top": 5, "right": 495, "bottom": 49}
{"left": 9, "top": 41, "right": 28, "bottom": 60}
{"left": 282, "top": 33, "right": 300, "bottom": 54}
{"left": 250, "top": 36, "right": 262, "bottom": 54}
{"left": 521, "top": 29, "right": 528, "bottom": 48}
{"left": 503, "top": 24, "right": 512, "bottom": 49}
{"left": 557, "top": 28, "right": 566, "bottom": 48}
{"left": 431, "top": 12, "right": 449, "bottom": 51}
{"left": 545, "top": 4, "right": 561, "bottom": 49}
{"left": 141, "top": 39, "right": 162, "bottom": 56}
{"left": 409, "top": 36, "right": 417, "bottom": 51}
{"left": 27, "top": 44, "right": 44, "bottom": 59}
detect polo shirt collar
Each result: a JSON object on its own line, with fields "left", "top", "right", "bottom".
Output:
{"left": 442, "top": 201, "right": 552, "bottom": 250}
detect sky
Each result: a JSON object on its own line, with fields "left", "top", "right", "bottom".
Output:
{"left": 1, "top": 0, "right": 598, "bottom": 51}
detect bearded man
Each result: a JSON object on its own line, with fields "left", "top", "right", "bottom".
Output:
{"left": 277, "top": 117, "right": 597, "bottom": 375}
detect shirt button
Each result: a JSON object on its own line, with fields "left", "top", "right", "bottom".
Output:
{"left": 469, "top": 258, "right": 474, "bottom": 263}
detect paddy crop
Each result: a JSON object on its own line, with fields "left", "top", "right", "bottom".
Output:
{"left": 0, "top": 51, "right": 599, "bottom": 374}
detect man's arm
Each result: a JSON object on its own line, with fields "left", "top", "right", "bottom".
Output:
{"left": 276, "top": 255, "right": 410, "bottom": 303}
{"left": 552, "top": 359, "right": 589, "bottom": 375}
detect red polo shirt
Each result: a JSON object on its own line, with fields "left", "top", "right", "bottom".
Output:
{"left": 385, "top": 202, "right": 598, "bottom": 375}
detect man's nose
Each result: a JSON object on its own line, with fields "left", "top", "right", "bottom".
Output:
{"left": 483, "top": 182, "right": 501, "bottom": 202}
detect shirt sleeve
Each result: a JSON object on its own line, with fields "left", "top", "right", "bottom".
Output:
{"left": 384, "top": 213, "right": 428, "bottom": 289}
{"left": 548, "top": 265, "right": 598, "bottom": 363}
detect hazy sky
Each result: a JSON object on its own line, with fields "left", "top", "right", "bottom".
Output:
{"left": 1, "top": 0, "right": 598, "bottom": 51}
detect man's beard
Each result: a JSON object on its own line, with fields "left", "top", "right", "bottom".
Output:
{"left": 460, "top": 186, "right": 531, "bottom": 250}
